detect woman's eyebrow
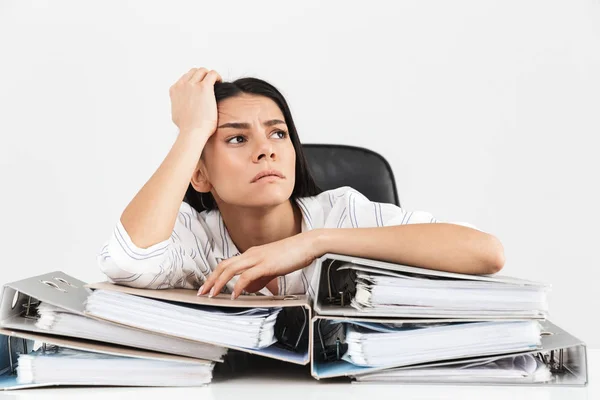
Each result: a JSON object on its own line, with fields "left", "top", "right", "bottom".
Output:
{"left": 217, "top": 119, "right": 286, "bottom": 129}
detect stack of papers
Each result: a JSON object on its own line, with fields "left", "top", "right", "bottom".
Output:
{"left": 84, "top": 289, "right": 281, "bottom": 349}
{"left": 36, "top": 302, "right": 228, "bottom": 361}
{"left": 342, "top": 320, "right": 542, "bottom": 368}
{"left": 343, "top": 264, "right": 549, "bottom": 318}
{"left": 354, "top": 353, "right": 552, "bottom": 384}
{"left": 17, "top": 346, "right": 214, "bottom": 387}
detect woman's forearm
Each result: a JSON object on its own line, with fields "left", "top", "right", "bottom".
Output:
{"left": 312, "top": 224, "right": 505, "bottom": 275}
{"left": 120, "top": 129, "right": 210, "bottom": 249}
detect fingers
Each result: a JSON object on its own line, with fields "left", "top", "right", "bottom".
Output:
{"left": 232, "top": 269, "right": 264, "bottom": 299}
{"left": 197, "top": 255, "right": 245, "bottom": 297}
{"left": 197, "top": 260, "right": 229, "bottom": 296}
{"left": 173, "top": 68, "right": 221, "bottom": 92}
{"left": 203, "top": 70, "right": 223, "bottom": 86}
{"left": 176, "top": 68, "right": 199, "bottom": 85}
{"left": 198, "top": 255, "right": 262, "bottom": 298}
{"left": 209, "top": 261, "right": 248, "bottom": 298}
{"left": 189, "top": 67, "right": 210, "bottom": 84}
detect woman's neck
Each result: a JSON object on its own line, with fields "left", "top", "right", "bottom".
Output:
{"left": 218, "top": 199, "right": 303, "bottom": 254}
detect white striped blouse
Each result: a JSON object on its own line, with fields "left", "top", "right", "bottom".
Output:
{"left": 97, "top": 186, "right": 478, "bottom": 297}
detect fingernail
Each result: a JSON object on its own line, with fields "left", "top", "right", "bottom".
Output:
{"left": 197, "top": 285, "right": 204, "bottom": 295}
{"left": 230, "top": 291, "right": 236, "bottom": 300}
{"left": 209, "top": 288, "right": 214, "bottom": 298}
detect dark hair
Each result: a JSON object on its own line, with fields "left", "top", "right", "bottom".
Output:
{"left": 184, "top": 77, "right": 322, "bottom": 213}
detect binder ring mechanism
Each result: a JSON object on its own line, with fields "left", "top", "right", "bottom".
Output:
{"left": 11, "top": 291, "right": 40, "bottom": 321}
{"left": 317, "top": 319, "right": 347, "bottom": 362}
{"left": 6, "top": 276, "right": 78, "bottom": 374}
{"left": 275, "top": 306, "right": 308, "bottom": 353}
{"left": 11, "top": 276, "right": 76, "bottom": 322}
{"left": 536, "top": 349, "right": 565, "bottom": 373}
{"left": 325, "top": 260, "right": 354, "bottom": 307}
{"left": 537, "top": 331, "right": 564, "bottom": 372}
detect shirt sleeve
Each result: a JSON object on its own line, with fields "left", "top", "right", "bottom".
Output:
{"left": 322, "top": 186, "right": 483, "bottom": 231}
{"left": 96, "top": 202, "right": 214, "bottom": 289}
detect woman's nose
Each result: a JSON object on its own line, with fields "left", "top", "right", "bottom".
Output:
{"left": 253, "top": 138, "right": 276, "bottom": 162}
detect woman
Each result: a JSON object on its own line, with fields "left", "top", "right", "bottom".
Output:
{"left": 97, "top": 67, "right": 505, "bottom": 300}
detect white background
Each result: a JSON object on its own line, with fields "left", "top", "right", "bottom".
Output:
{"left": 1, "top": 0, "right": 598, "bottom": 349}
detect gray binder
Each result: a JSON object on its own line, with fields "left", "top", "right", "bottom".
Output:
{"left": 0, "top": 271, "right": 312, "bottom": 365}
{"left": 312, "top": 253, "right": 550, "bottom": 319}
{"left": 310, "top": 316, "right": 588, "bottom": 385}
{"left": 0, "top": 327, "right": 212, "bottom": 390}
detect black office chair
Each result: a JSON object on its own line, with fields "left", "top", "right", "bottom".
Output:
{"left": 302, "top": 144, "right": 401, "bottom": 207}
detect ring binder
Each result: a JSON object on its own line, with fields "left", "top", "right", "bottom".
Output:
{"left": 309, "top": 316, "right": 588, "bottom": 385}
{"left": 2, "top": 272, "right": 311, "bottom": 365}
{"left": 85, "top": 280, "right": 314, "bottom": 364}
{"left": 313, "top": 253, "right": 550, "bottom": 320}
{"left": 0, "top": 328, "right": 214, "bottom": 390}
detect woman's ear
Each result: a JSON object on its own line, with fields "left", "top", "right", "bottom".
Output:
{"left": 190, "top": 161, "right": 212, "bottom": 193}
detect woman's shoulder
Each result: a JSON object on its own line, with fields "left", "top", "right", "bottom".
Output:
{"left": 299, "top": 186, "right": 370, "bottom": 212}
{"left": 309, "top": 186, "right": 368, "bottom": 202}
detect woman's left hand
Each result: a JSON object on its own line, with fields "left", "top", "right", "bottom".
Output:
{"left": 197, "top": 230, "right": 322, "bottom": 299}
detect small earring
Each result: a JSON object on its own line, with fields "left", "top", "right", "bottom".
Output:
{"left": 200, "top": 193, "right": 208, "bottom": 209}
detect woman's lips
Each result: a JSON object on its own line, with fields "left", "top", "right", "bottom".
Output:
{"left": 255, "top": 175, "right": 283, "bottom": 182}
{"left": 251, "top": 169, "right": 285, "bottom": 183}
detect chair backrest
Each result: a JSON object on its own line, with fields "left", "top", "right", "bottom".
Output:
{"left": 302, "top": 144, "right": 400, "bottom": 207}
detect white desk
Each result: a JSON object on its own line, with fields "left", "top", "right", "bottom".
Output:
{"left": 1, "top": 350, "right": 596, "bottom": 400}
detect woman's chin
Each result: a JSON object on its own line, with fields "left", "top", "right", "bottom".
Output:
{"left": 246, "top": 187, "right": 293, "bottom": 207}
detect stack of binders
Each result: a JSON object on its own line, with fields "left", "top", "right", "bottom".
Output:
{"left": 309, "top": 253, "right": 588, "bottom": 386}
{"left": 0, "top": 254, "right": 589, "bottom": 389}
{"left": 0, "top": 272, "right": 311, "bottom": 390}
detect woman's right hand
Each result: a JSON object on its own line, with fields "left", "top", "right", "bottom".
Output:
{"left": 169, "top": 67, "right": 222, "bottom": 136}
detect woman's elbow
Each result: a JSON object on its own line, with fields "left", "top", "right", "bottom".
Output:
{"left": 484, "top": 234, "right": 505, "bottom": 274}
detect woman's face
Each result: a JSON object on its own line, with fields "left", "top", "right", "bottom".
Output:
{"left": 196, "top": 94, "right": 296, "bottom": 209}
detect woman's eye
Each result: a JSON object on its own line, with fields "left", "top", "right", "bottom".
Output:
{"left": 227, "top": 136, "right": 245, "bottom": 144}
{"left": 271, "top": 130, "right": 288, "bottom": 139}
